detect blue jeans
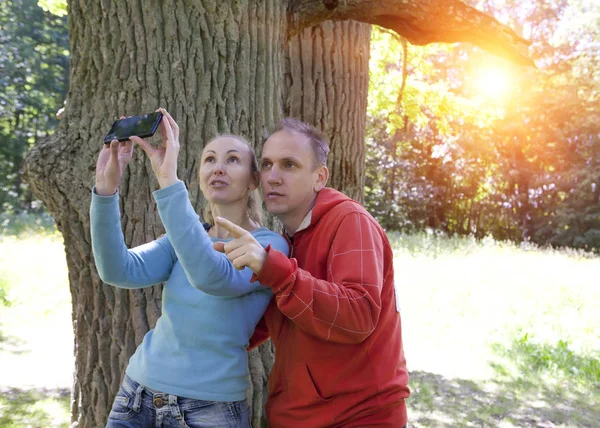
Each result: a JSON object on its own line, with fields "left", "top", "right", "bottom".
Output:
{"left": 106, "top": 374, "right": 251, "bottom": 428}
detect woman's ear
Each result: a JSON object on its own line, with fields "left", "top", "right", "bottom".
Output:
{"left": 249, "top": 171, "right": 259, "bottom": 191}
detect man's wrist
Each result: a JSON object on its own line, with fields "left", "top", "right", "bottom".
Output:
{"left": 252, "top": 248, "right": 268, "bottom": 274}
{"left": 253, "top": 245, "right": 295, "bottom": 293}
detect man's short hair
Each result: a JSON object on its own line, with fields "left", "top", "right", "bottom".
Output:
{"left": 270, "top": 118, "right": 330, "bottom": 167}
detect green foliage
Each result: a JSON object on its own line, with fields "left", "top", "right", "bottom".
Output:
{"left": 0, "top": 212, "right": 57, "bottom": 237}
{"left": 37, "top": 0, "right": 67, "bottom": 17}
{"left": 0, "top": 274, "right": 10, "bottom": 307}
{"left": 366, "top": 0, "right": 600, "bottom": 250}
{"left": 0, "top": 0, "right": 69, "bottom": 214}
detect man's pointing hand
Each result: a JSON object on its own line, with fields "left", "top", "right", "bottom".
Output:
{"left": 212, "top": 217, "right": 267, "bottom": 274}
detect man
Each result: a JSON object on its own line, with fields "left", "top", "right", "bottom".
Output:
{"left": 213, "top": 118, "right": 409, "bottom": 427}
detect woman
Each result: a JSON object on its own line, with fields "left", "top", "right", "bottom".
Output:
{"left": 91, "top": 108, "right": 288, "bottom": 427}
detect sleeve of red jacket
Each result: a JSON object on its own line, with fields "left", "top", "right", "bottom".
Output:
{"left": 253, "top": 212, "right": 384, "bottom": 344}
{"left": 247, "top": 316, "right": 270, "bottom": 350}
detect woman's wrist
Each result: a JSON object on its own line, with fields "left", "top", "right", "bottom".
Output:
{"left": 158, "top": 175, "right": 180, "bottom": 189}
{"left": 95, "top": 184, "right": 117, "bottom": 196}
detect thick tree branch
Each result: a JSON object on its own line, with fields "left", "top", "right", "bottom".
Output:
{"left": 289, "top": 0, "right": 534, "bottom": 66}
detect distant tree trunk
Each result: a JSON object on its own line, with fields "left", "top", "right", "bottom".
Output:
{"left": 514, "top": 149, "right": 534, "bottom": 239}
{"left": 284, "top": 20, "right": 371, "bottom": 202}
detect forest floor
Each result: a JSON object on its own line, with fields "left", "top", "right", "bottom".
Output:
{"left": 391, "top": 233, "right": 600, "bottom": 427}
{"left": 0, "top": 233, "right": 71, "bottom": 427}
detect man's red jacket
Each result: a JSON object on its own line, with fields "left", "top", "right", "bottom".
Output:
{"left": 251, "top": 188, "right": 409, "bottom": 427}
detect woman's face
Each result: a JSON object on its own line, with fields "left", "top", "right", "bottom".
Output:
{"left": 199, "top": 137, "right": 258, "bottom": 205}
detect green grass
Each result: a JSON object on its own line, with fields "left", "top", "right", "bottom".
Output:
{"left": 492, "top": 334, "right": 600, "bottom": 386}
{"left": 390, "top": 232, "right": 600, "bottom": 427}
{"left": 1, "top": 227, "right": 599, "bottom": 427}
{"left": 0, "top": 226, "right": 72, "bottom": 428}
{"left": 0, "top": 388, "right": 70, "bottom": 428}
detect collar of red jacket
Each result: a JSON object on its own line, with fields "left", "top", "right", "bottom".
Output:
{"left": 284, "top": 188, "right": 362, "bottom": 238}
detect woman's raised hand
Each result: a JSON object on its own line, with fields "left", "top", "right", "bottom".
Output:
{"left": 131, "top": 108, "right": 180, "bottom": 189}
{"left": 95, "top": 124, "right": 134, "bottom": 196}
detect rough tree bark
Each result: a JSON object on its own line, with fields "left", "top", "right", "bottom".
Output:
{"left": 245, "top": 22, "right": 373, "bottom": 427}
{"left": 285, "top": 20, "right": 371, "bottom": 202}
{"left": 22, "top": 0, "right": 530, "bottom": 426}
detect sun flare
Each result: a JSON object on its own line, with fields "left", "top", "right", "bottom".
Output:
{"left": 473, "top": 66, "right": 513, "bottom": 101}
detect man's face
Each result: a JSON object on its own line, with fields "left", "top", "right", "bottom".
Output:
{"left": 260, "top": 129, "right": 327, "bottom": 232}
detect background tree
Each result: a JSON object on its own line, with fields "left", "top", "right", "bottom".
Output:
{"left": 365, "top": 0, "right": 600, "bottom": 251}
{"left": 0, "top": 0, "right": 68, "bottom": 217}
{"left": 20, "top": 0, "right": 529, "bottom": 426}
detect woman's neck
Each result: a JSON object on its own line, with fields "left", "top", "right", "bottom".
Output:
{"left": 208, "top": 202, "right": 259, "bottom": 239}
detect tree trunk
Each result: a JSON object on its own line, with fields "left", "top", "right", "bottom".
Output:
{"left": 23, "top": 6, "right": 371, "bottom": 427}
{"left": 23, "top": 1, "right": 285, "bottom": 426}
{"left": 284, "top": 20, "right": 371, "bottom": 202}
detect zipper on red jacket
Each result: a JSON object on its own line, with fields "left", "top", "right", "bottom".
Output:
{"left": 289, "top": 235, "right": 294, "bottom": 258}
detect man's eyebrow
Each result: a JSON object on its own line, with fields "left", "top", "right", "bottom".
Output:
{"left": 261, "top": 156, "right": 301, "bottom": 163}
{"left": 280, "top": 156, "right": 301, "bottom": 164}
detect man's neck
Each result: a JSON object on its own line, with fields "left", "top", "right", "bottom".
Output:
{"left": 280, "top": 194, "right": 319, "bottom": 236}
{"left": 282, "top": 209, "right": 313, "bottom": 236}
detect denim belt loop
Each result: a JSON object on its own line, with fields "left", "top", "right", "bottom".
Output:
{"left": 132, "top": 384, "right": 144, "bottom": 412}
{"left": 168, "top": 394, "right": 183, "bottom": 420}
{"left": 228, "top": 401, "right": 240, "bottom": 420}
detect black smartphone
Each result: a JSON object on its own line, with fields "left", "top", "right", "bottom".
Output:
{"left": 104, "top": 112, "right": 163, "bottom": 144}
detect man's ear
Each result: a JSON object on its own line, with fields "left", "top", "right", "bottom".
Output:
{"left": 313, "top": 165, "right": 329, "bottom": 192}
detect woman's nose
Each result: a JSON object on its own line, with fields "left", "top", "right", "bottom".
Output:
{"left": 213, "top": 161, "right": 225, "bottom": 174}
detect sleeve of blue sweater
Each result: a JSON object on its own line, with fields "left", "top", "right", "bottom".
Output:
{"left": 153, "top": 181, "right": 288, "bottom": 297}
{"left": 90, "top": 188, "right": 176, "bottom": 288}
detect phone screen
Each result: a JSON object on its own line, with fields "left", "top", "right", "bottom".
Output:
{"left": 104, "top": 112, "right": 163, "bottom": 143}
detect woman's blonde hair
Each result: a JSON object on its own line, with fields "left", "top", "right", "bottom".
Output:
{"left": 201, "top": 134, "right": 264, "bottom": 227}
